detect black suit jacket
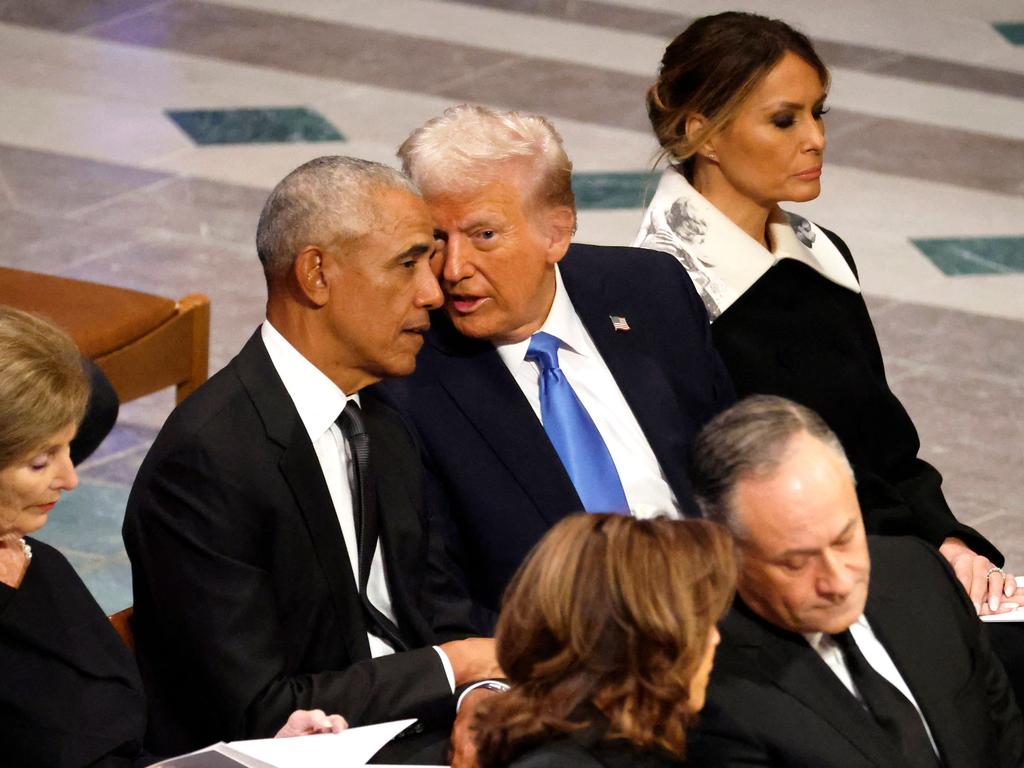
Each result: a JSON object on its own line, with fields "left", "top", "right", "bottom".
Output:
{"left": 507, "top": 733, "right": 683, "bottom": 768}
{"left": 688, "top": 536, "right": 1024, "bottom": 767}
{"left": 0, "top": 539, "right": 146, "bottom": 768}
{"left": 376, "top": 243, "right": 734, "bottom": 620}
{"left": 123, "top": 330, "right": 480, "bottom": 755}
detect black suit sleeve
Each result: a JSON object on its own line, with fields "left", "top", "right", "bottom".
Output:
{"left": 822, "top": 229, "right": 1000, "bottom": 563}
{"left": 125, "top": 441, "right": 453, "bottom": 743}
{"left": 383, "top": 402, "right": 489, "bottom": 641}
{"left": 420, "top": 457, "right": 499, "bottom": 636}
{"left": 916, "top": 540, "right": 1024, "bottom": 766}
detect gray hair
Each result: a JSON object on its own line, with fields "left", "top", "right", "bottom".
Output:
{"left": 397, "top": 104, "right": 576, "bottom": 218}
{"left": 255, "top": 156, "right": 418, "bottom": 283}
{"left": 690, "top": 395, "right": 852, "bottom": 538}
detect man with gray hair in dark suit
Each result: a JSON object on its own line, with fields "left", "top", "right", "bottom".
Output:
{"left": 125, "top": 156, "right": 499, "bottom": 763}
{"left": 686, "top": 394, "right": 1023, "bottom": 768}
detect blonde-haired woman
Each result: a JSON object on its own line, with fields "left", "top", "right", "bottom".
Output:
{"left": 634, "top": 11, "right": 1011, "bottom": 614}
{"left": 473, "top": 514, "right": 735, "bottom": 768}
{"left": 0, "top": 307, "right": 344, "bottom": 767}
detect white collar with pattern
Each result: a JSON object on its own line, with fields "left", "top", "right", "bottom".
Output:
{"left": 633, "top": 167, "right": 860, "bottom": 320}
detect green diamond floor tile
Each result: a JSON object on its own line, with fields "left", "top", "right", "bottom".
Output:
{"left": 572, "top": 171, "right": 659, "bottom": 210}
{"left": 166, "top": 107, "right": 345, "bottom": 145}
{"left": 911, "top": 236, "right": 1024, "bottom": 276}
{"left": 994, "top": 23, "right": 1024, "bottom": 45}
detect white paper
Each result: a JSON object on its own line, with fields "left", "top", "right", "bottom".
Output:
{"left": 225, "top": 719, "right": 417, "bottom": 768}
{"left": 980, "top": 576, "right": 1024, "bottom": 623}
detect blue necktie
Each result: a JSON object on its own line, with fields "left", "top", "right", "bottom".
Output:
{"left": 526, "top": 332, "right": 629, "bottom": 513}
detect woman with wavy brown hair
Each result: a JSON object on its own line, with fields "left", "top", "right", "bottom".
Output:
{"left": 473, "top": 513, "right": 736, "bottom": 768}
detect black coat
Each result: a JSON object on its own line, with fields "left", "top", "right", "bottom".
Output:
{"left": 376, "top": 243, "right": 734, "bottom": 621}
{"left": 0, "top": 539, "right": 146, "bottom": 768}
{"left": 508, "top": 733, "right": 683, "bottom": 768}
{"left": 123, "top": 330, "right": 480, "bottom": 755}
{"left": 688, "top": 536, "right": 1024, "bottom": 767}
{"left": 710, "top": 229, "right": 998, "bottom": 562}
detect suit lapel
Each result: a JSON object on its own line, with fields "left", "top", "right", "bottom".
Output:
{"left": 429, "top": 319, "right": 582, "bottom": 528}
{"left": 235, "top": 331, "right": 370, "bottom": 661}
{"left": 725, "top": 604, "right": 909, "bottom": 767}
{"left": 559, "top": 252, "right": 696, "bottom": 512}
{"left": 866, "top": 575, "right": 967, "bottom": 767}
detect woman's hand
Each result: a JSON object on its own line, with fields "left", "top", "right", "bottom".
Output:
{"left": 940, "top": 537, "right": 1018, "bottom": 615}
{"left": 274, "top": 709, "right": 348, "bottom": 738}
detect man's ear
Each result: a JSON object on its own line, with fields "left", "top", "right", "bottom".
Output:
{"left": 293, "top": 246, "right": 330, "bottom": 307}
{"left": 542, "top": 205, "right": 575, "bottom": 265}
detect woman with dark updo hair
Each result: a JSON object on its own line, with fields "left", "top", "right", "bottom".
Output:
{"left": 472, "top": 514, "right": 736, "bottom": 768}
{"left": 634, "top": 11, "right": 1013, "bottom": 616}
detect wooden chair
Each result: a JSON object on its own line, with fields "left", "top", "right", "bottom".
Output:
{"left": 109, "top": 606, "right": 135, "bottom": 653}
{"left": 0, "top": 267, "right": 210, "bottom": 404}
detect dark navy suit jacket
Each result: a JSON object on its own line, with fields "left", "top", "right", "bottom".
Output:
{"left": 376, "top": 243, "right": 734, "bottom": 622}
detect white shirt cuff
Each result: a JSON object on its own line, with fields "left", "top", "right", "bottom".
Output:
{"left": 456, "top": 680, "right": 511, "bottom": 711}
{"left": 432, "top": 645, "right": 456, "bottom": 693}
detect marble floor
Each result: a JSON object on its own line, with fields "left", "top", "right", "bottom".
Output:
{"left": 0, "top": 0, "right": 1021, "bottom": 612}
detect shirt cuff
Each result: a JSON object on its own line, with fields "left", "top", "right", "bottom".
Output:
{"left": 456, "top": 680, "right": 511, "bottom": 711}
{"left": 432, "top": 645, "right": 456, "bottom": 693}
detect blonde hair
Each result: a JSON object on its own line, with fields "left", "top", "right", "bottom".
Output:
{"left": 397, "top": 104, "right": 575, "bottom": 217}
{"left": 0, "top": 306, "right": 89, "bottom": 468}
{"left": 475, "top": 514, "right": 736, "bottom": 766}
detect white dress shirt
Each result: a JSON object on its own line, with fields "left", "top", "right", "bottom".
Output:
{"left": 261, "top": 322, "right": 454, "bottom": 687}
{"left": 804, "top": 615, "right": 940, "bottom": 756}
{"left": 494, "top": 266, "right": 679, "bottom": 518}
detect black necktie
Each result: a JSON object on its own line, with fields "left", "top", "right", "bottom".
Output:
{"left": 831, "top": 630, "right": 942, "bottom": 768}
{"left": 336, "top": 401, "right": 406, "bottom": 651}
{"left": 337, "top": 401, "right": 369, "bottom": 542}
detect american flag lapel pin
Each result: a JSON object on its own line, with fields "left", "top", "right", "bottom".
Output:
{"left": 610, "top": 315, "right": 631, "bottom": 332}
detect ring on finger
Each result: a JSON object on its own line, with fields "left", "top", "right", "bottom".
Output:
{"left": 987, "top": 566, "right": 1005, "bottom": 579}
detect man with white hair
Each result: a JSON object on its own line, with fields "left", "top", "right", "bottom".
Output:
{"left": 687, "top": 395, "right": 1023, "bottom": 768}
{"left": 377, "top": 105, "right": 734, "bottom": 623}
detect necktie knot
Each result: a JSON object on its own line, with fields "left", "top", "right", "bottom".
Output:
{"left": 337, "top": 400, "right": 366, "bottom": 439}
{"left": 831, "top": 629, "right": 857, "bottom": 655}
{"left": 526, "top": 331, "right": 562, "bottom": 373}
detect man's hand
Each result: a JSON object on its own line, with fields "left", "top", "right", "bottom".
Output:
{"left": 439, "top": 637, "right": 503, "bottom": 685}
{"left": 940, "top": 537, "right": 1019, "bottom": 615}
{"left": 450, "top": 687, "right": 499, "bottom": 768}
{"left": 274, "top": 709, "right": 348, "bottom": 738}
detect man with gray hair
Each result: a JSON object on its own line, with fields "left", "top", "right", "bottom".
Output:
{"left": 125, "top": 156, "right": 499, "bottom": 760}
{"left": 377, "top": 104, "right": 734, "bottom": 623}
{"left": 686, "top": 395, "right": 1023, "bottom": 768}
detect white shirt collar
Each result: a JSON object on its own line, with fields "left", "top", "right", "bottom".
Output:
{"left": 634, "top": 168, "right": 860, "bottom": 319}
{"left": 494, "top": 265, "right": 589, "bottom": 367}
{"left": 803, "top": 614, "right": 871, "bottom": 653}
{"left": 260, "top": 320, "right": 358, "bottom": 442}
